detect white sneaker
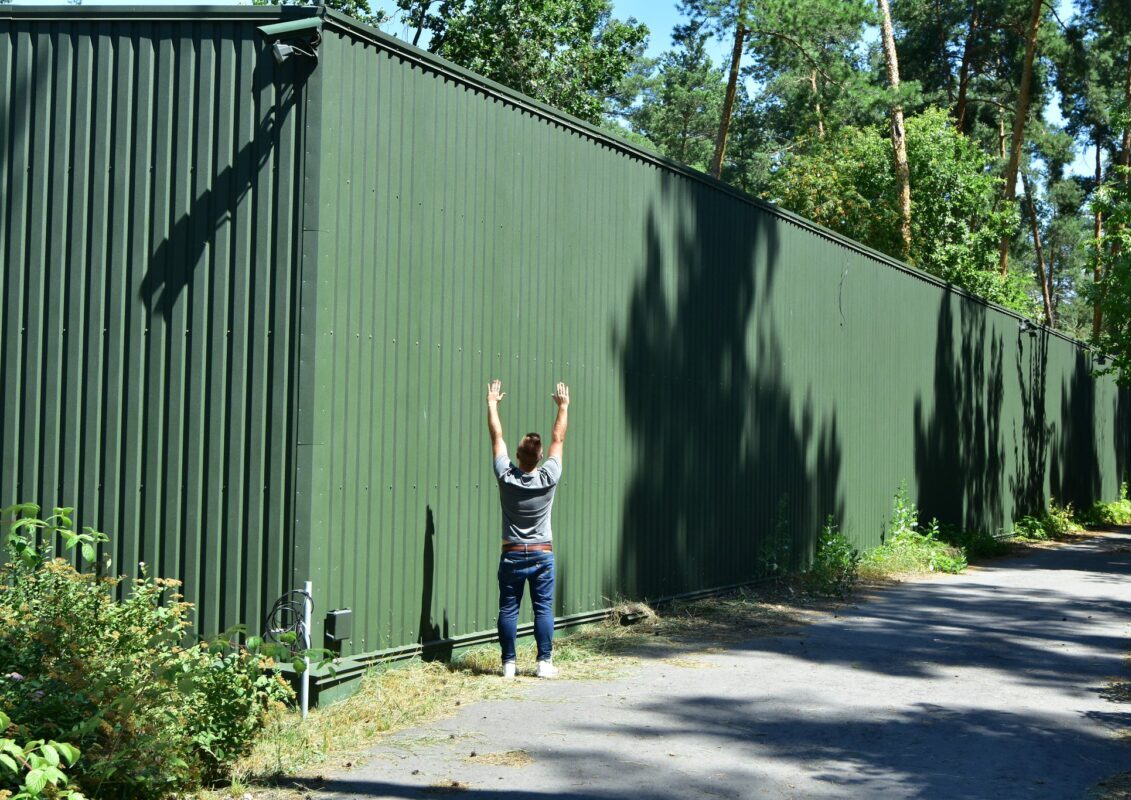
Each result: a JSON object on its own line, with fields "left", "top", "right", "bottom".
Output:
{"left": 502, "top": 661, "right": 516, "bottom": 679}
{"left": 536, "top": 660, "right": 558, "bottom": 678}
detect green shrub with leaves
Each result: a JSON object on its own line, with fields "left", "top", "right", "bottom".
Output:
{"left": 860, "top": 485, "right": 968, "bottom": 576}
{"left": 1082, "top": 483, "right": 1131, "bottom": 527}
{"left": 182, "top": 636, "right": 294, "bottom": 782}
{"left": 804, "top": 517, "right": 860, "bottom": 597}
{"left": 1012, "top": 515, "right": 1048, "bottom": 540}
{"left": 0, "top": 710, "right": 85, "bottom": 799}
{"left": 0, "top": 503, "right": 296, "bottom": 798}
{"left": 0, "top": 504, "right": 200, "bottom": 796}
{"left": 1042, "top": 501, "right": 1083, "bottom": 536}
{"left": 758, "top": 496, "right": 795, "bottom": 578}
{"left": 935, "top": 523, "right": 1010, "bottom": 559}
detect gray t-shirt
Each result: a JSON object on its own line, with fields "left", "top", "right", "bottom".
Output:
{"left": 494, "top": 451, "right": 561, "bottom": 544}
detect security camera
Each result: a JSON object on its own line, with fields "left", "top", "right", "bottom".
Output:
{"left": 272, "top": 41, "right": 295, "bottom": 64}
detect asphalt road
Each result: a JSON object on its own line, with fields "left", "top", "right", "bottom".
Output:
{"left": 310, "top": 531, "right": 1131, "bottom": 799}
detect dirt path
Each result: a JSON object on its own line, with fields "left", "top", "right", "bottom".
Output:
{"left": 302, "top": 531, "right": 1131, "bottom": 799}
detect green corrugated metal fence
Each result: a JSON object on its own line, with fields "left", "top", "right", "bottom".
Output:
{"left": 0, "top": 7, "right": 311, "bottom": 639}
{"left": 2, "top": 6, "right": 1127, "bottom": 694}
{"left": 303, "top": 12, "right": 1129, "bottom": 675}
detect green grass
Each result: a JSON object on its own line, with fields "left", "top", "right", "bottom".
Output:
{"left": 858, "top": 528, "right": 968, "bottom": 579}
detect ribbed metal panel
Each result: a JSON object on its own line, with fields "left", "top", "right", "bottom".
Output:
{"left": 0, "top": 9, "right": 308, "bottom": 639}
{"left": 5, "top": 8, "right": 1129, "bottom": 671}
{"left": 303, "top": 16, "right": 1131, "bottom": 660}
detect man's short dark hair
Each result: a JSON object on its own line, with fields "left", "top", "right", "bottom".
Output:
{"left": 516, "top": 432, "right": 543, "bottom": 467}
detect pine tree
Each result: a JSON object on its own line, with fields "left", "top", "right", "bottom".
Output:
{"left": 629, "top": 20, "right": 726, "bottom": 171}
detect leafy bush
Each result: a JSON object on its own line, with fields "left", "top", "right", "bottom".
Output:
{"left": 1014, "top": 500, "right": 1088, "bottom": 538}
{"left": 1012, "top": 515, "right": 1049, "bottom": 540}
{"left": 0, "top": 503, "right": 295, "bottom": 798}
{"left": 1082, "top": 483, "right": 1131, "bottom": 527}
{"left": 182, "top": 637, "right": 294, "bottom": 782}
{"left": 1042, "top": 501, "right": 1083, "bottom": 536}
{"left": 0, "top": 709, "right": 85, "bottom": 799}
{"left": 758, "top": 496, "right": 794, "bottom": 578}
{"left": 860, "top": 485, "right": 968, "bottom": 576}
{"left": 804, "top": 517, "right": 860, "bottom": 597}
{"left": 936, "top": 523, "right": 1011, "bottom": 559}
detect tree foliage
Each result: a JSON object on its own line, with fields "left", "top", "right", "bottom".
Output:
{"left": 771, "top": 107, "right": 1030, "bottom": 311}
{"left": 408, "top": 0, "right": 648, "bottom": 124}
{"left": 1094, "top": 155, "right": 1131, "bottom": 382}
{"left": 628, "top": 19, "right": 724, "bottom": 170}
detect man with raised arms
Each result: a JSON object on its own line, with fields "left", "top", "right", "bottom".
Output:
{"left": 485, "top": 379, "right": 570, "bottom": 678}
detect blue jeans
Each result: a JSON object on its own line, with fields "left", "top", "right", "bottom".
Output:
{"left": 497, "top": 550, "right": 555, "bottom": 662}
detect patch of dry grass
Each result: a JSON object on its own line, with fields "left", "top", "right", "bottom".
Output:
{"left": 215, "top": 659, "right": 516, "bottom": 792}
{"left": 661, "top": 656, "right": 718, "bottom": 669}
{"left": 1100, "top": 681, "right": 1131, "bottom": 704}
{"left": 426, "top": 778, "right": 471, "bottom": 793}
{"left": 1089, "top": 772, "right": 1131, "bottom": 799}
{"left": 467, "top": 749, "right": 535, "bottom": 767}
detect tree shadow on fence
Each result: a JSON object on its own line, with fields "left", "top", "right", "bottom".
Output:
{"left": 612, "top": 178, "right": 843, "bottom": 601}
{"left": 914, "top": 294, "right": 1005, "bottom": 534}
{"left": 1051, "top": 351, "right": 1099, "bottom": 510}
{"left": 1116, "top": 388, "right": 1131, "bottom": 487}
{"left": 1011, "top": 330, "right": 1051, "bottom": 517}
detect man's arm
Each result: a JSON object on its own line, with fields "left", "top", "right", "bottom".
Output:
{"left": 486, "top": 379, "right": 507, "bottom": 458}
{"left": 548, "top": 382, "right": 569, "bottom": 462}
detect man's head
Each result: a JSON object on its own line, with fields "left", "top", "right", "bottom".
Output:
{"left": 516, "top": 432, "right": 543, "bottom": 471}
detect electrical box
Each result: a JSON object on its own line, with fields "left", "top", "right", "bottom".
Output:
{"left": 325, "top": 608, "right": 352, "bottom": 642}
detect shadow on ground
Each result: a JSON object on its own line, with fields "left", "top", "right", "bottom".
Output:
{"left": 294, "top": 533, "right": 1131, "bottom": 800}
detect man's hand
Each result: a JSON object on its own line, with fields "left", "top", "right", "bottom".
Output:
{"left": 549, "top": 382, "right": 569, "bottom": 462}
{"left": 487, "top": 379, "right": 507, "bottom": 458}
{"left": 487, "top": 379, "right": 507, "bottom": 406}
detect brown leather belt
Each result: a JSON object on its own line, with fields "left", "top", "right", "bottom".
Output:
{"left": 502, "top": 542, "right": 553, "bottom": 553}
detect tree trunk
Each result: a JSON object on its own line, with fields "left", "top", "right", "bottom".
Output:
{"left": 410, "top": 0, "right": 432, "bottom": 47}
{"left": 1111, "top": 50, "right": 1131, "bottom": 259}
{"left": 1022, "top": 172, "right": 1054, "bottom": 327}
{"left": 954, "top": 5, "right": 979, "bottom": 132}
{"left": 997, "top": 0, "right": 1043, "bottom": 275}
{"left": 877, "top": 0, "right": 912, "bottom": 260}
{"left": 1122, "top": 50, "right": 1131, "bottom": 179}
{"left": 710, "top": 18, "right": 746, "bottom": 179}
{"left": 1093, "top": 140, "right": 1104, "bottom": 339}
{"left": 809, "top": 70, "right": 825, "bottom": 139}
